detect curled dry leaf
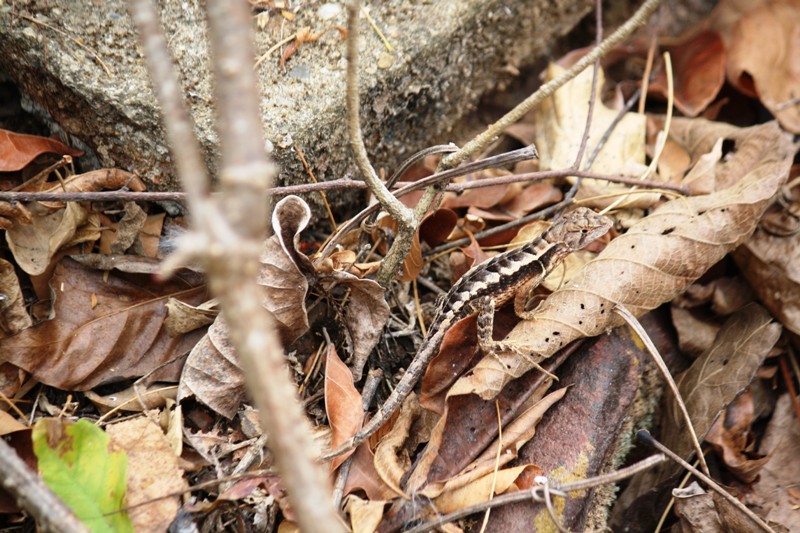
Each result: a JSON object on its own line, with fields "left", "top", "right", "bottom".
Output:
{"left": 746, "top": 394, "right": 800, "bottom": 530}
{"left": 0, "top": 258, "right": 207, "bottom": 390}
{"left": 452, "top": 120, "right": 794, "bottom": 400}
{"left": 705, "top": 390, "right": 770, "bottom": 484}
{"left": 164, "top": 298, "right": 218, "bottom": 336}
{"left": 0, "top": 258, "right": 32, "bottom": 336}
{"left": 178, "top": 318, "right": 245, "bottom": 419}
{"left": 6, "top": 202, "right": 95, "bottom": 275}
{"left": 663, "top": 304, "right": 780, "bottom": 460}
{"left": 0, "top": 200, "right": 32, "bottom": 229}
{"left": 179, "top": 195, "right": 389, "bottom": 416}
{"left": 0, "top": 129, "right": 83, "bottom": 172}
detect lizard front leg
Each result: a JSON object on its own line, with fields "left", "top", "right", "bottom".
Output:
{"left": 475, "top": 296, "right": 558, "bottom": 381}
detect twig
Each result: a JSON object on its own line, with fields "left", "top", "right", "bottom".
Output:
{"left": 613, "top": 305, "right": 709, "bottom": 476}
{"left": 439, "top": 0, "right": 662, "bottom": 172}
{"left": 570, "top": 0, "right": 603, "bottom": 172}
{"left": 0, "top": 167, "right": 686, "bottom": 204}
{"left": 637, "top": 431, "right": 776, "bottom": 533}
{"left": 129, "top": 2, "right": 344, "bottom": 532}
{"left": 315, "top": 146, "right": 537, "bottom": 259}
{"left": 360, "top": 4, "right": 393, "bottom": 52}
{"left": 0, "top": 437, "right": 90, "bottom": 533}
{"left": 13, "top": 12, "right": 112, "bottom": 77}
{"left": 345, "top": 0, "right": 415, "bottom": 286}
{"left": 405, "top": 454, "right": 667, "bottom": 533}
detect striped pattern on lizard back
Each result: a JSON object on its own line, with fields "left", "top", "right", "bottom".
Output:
{"left": 321, "top": 207, "right": 612, "bottom": 461}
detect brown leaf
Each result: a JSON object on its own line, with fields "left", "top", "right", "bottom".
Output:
{"left": 164, "top": 298, "right": 218, "bottom": 336}
{"left": 343, "top": 443, "right": 396, "bottom": 503}
{"left": 0, "top": 129, "right": 83, "bottom": 172}
{"left": 649, "top": 30, "right": 726, "bottom": 117}
{"left": 669, "top": 304, "right": 779, "bottom": 461}
{"left": 0, "top": 258, "right": 207, "bottom": 389}
{"left": 110, "top": 202, "right": 148, "bottom": 255}
{"left": 106, "top": 417, "right": 186, "bottom": 533}
{"left": 534, "top": 63, "right": 652, "bottom": 209}
{"left": 705, "top": 390, "right": 770, "bottom": 483}
{"left": 0, "top": 258, "right": 32, "bottom": 336}
{"left": 36, "top": 168, "right": 146, "bottom": 195}
{"left": 746, "top": 394, "right": 800, "bottom": 530}
{"left": 714, "top": 0, "right": 800, "bottom": 133}
{"left": 452, "top": 120, "right": 794, "bottom": 400}
{"left": 178, "top": 318, "right": 246, "bottom": 419}
{"left": 418, "top": 208, "right": 458, "bottom": 247}
{"left": 672, "top": 482, "right": 726, "bottom": 533}
{"left": 324, "top": 344, "right": 363, "bottom": 470}
{"left": 320, "top": 270, "right": 390, "bottom": 381}
{"left": 6, "top": 202, "right": 92, "bottom": 275}
{"left": 734, "top": 222, "right": 800, "bottom": 335}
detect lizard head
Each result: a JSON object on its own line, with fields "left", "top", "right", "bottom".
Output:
{"left": 546, "top": 207, "right": 613, "bottom": 251}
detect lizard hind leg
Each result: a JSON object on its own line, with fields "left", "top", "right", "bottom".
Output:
{"left": 476, "top": 297, "right": 558, "bottom": 381}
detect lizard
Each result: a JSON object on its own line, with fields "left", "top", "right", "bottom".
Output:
{"left": 322, "top": 207, "right": 612, "bottom": 461}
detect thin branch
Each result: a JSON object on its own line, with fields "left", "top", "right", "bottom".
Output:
{"left": 439, "top": 0, "right": 662, "bottom": 171}
{"left": 129, "top": 1, "right": 344, "bottom": 532}
{"left": 0, "top": 166, "right": 686, "bottom": 204}
{"left": 614, "top": 305, "right": 709, "bottom": 476}
{"left": 638, "top": 431, "right": 776, "bottom": 533}
{"left": 0, "top": 437, "right": 90, "bottom": 533}
{"left": 315, "top": 146, "right": 538, "bottom": 259}
{"left": 345, "top": 0, "right": 415, "bottom": 285}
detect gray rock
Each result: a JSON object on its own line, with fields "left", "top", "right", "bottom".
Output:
{"left": 0, "top": 1, "right": 592, "bottom": 213}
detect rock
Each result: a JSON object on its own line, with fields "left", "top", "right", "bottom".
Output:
{"left": 0, "top": 1, "right": 592, "bottom": 212}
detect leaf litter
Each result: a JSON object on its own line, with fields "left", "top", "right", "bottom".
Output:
{"left": 1, "top": 3, "right": 800, "bottom": 532}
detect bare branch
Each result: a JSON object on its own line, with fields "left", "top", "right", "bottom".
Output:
{"left": 129, "top": 1, "right": 344, "bottom": 531}
{"left": 0, "top": 438, "right": 90, "bottom": 533}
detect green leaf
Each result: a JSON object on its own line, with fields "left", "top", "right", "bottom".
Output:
{"left": 32, "top": 418, "right": 133, "bottom": 533}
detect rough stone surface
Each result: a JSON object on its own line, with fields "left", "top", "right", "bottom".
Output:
{"left": 0, "top": 1, "right": 592, "bottom": 210}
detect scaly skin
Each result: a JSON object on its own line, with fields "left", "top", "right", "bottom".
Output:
{"left": 322, "top": 207, "right": 612, "bottom": 460}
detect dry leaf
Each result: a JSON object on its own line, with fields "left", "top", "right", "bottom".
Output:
{"left": 672, "top": 482, "right": 726, "bottom": 533}
{"left": 0, "top": 129, "right": 82, "bottom": 172}
{"left": 324, "top": 344, "right": 363, "bottom": 470}
{"left": 452, "top": 120, "right": 794, "bottom": 400}
{"left": 164, "top": 298, "right": 218, "bottom": 336}
{"left": 319, "top": 270, "right": 390, "bottom": 381}
{"left": 533, "top": 63, "right": 652, "bottom": 209}
{"left": 745, "top": 394, "right": 800, "bottom": 531}
{"left": 734, "top": 223, "right": 800, "bottom": 334}
{"left": 665, "top": 304, "right": 779, "bottom": 459}
{"left": 649, "top": 30, "right": 726, "bottom": 117}
{"left": 343, "top": 443, "right": 395, "bottom": 501}
{"left": 0, "top": 257, "right": 32, "bottom": 336}
{"left": 705, "top": 390, "right": 770, "bottom": 483}
{"left": 373, "top": 393, "right": 420, "bottom": 499}
{"left": 110, "top": 202, "right": 148, "bottom": 255}
{"left": 106, "top": 416, "right": 186, "bottom": 533}
{"left": 6, "top": 202, "right": 91, "bottom": 275}
{"left": 178, "top": 318, "right": 245, "bottom": 419}
{"left": 714, "top": 0, "right": 800, "bottom": 133}
{"left": 84, "top": 383, "right": 177, "bottom": 415}
{"left": 345, "top": 495, "right": 386, "bottom": 533}
{"left": 0, "top": 258, "right": 207, "bottom": 389}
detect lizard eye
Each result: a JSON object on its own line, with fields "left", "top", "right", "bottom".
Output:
{"left": 581, "top": 228, "right": 588, "bottom": 233}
